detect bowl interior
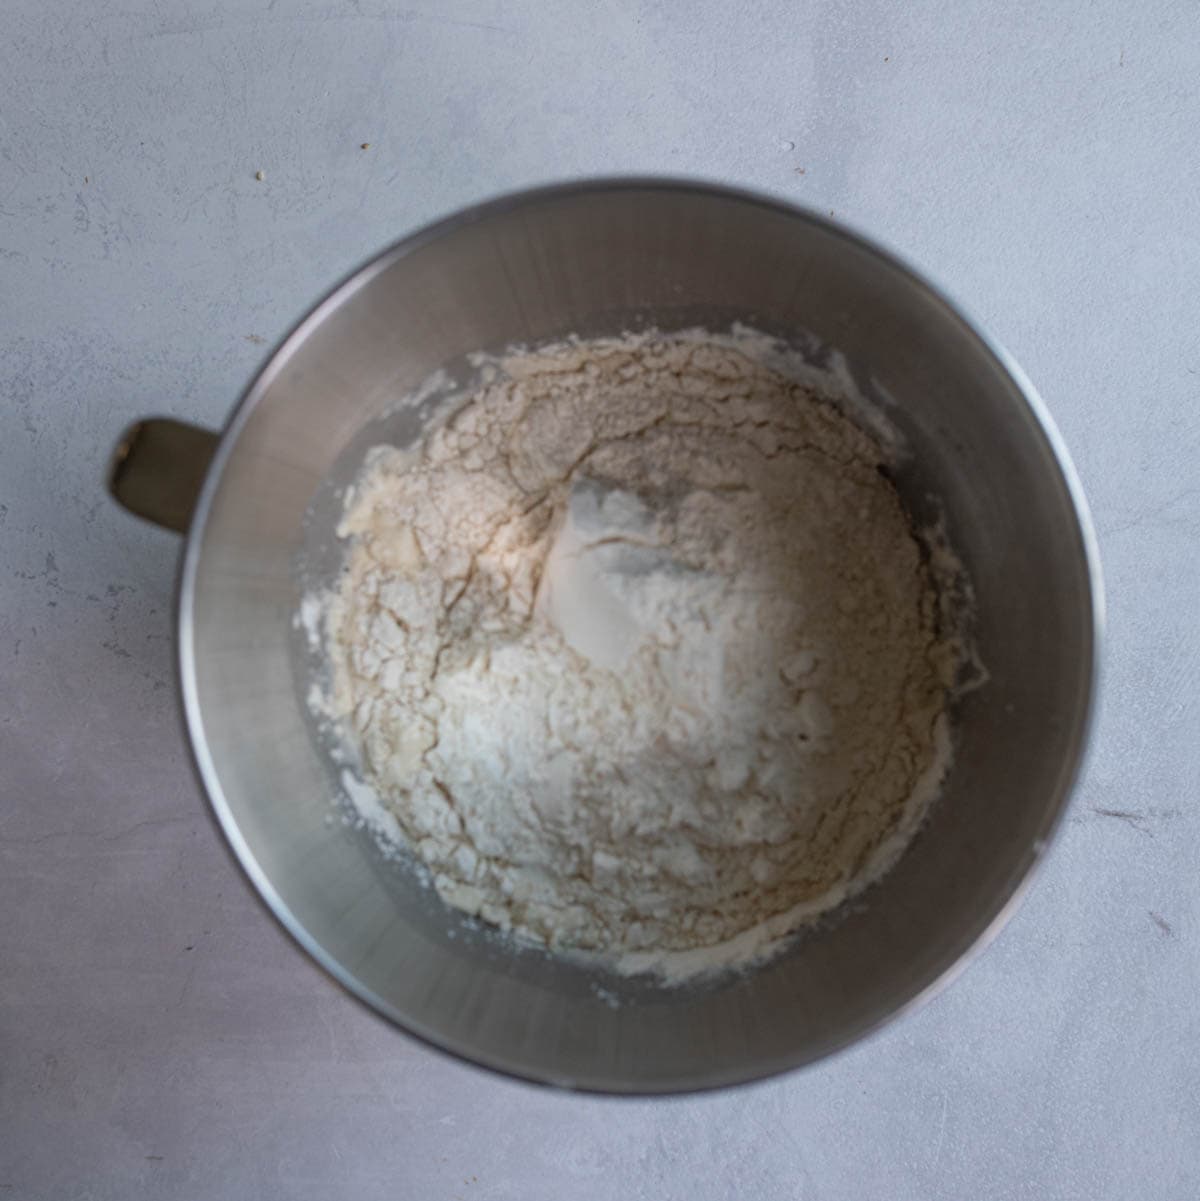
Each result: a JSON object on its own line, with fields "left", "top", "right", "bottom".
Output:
{"left": 182, "top": 182, "right": 1098, "bottom": 1092}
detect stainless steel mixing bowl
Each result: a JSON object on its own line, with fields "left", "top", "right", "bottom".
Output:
{"left": 109, "top": 179, "right": 1102, "bottom": 1093}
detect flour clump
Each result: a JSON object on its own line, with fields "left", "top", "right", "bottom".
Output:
{"left": 319, "top": 333, "right": 960, "bottom": 978}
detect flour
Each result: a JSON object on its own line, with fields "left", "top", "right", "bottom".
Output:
{"left": 314, "top": 332, "right": 962, "bottom": 980}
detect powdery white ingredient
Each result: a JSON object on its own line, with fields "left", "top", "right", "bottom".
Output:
{"left": 315, "top": 332, "right": 961, "bottom": 979}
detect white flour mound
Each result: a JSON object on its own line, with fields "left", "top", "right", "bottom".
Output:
{"left": 315, "top": 333, "right": 961, "bottom": 979}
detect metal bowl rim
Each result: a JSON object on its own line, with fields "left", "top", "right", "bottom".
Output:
{"left": 175, "top": 175, "right": 1105, "bottom": 1095}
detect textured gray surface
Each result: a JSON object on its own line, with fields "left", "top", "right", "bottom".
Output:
{"left": 1, "top": 0, "right": 1197, "bottom": 1197}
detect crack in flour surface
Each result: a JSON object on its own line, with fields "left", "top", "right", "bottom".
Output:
{"left": 311, "top": 332, "right": 962, "bottom": 980}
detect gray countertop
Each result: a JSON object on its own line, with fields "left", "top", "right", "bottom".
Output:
{"left": 3, "top": 1, "right": 1197, "bottom": 1197}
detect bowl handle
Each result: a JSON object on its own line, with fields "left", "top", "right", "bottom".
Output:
{"left": 107, "top": 418, "right": 219, "bottom": 534}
